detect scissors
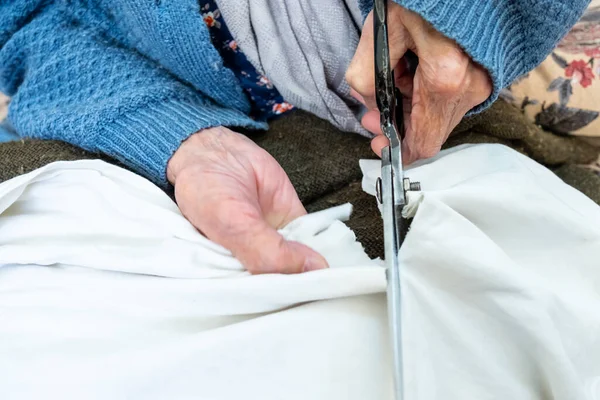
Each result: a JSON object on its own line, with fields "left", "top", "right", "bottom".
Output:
{"left": 372, "top": 1, "right": 421, "bottom": 399}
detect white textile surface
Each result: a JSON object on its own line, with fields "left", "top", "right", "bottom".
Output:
{"left": 1, "top": 144, "right": 599, "bottom": 399}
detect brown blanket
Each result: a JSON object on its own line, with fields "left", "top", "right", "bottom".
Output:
{"left": 1, "top": 101, "right": 599, "bottom": 258}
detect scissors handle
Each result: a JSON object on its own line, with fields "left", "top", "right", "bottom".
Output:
{"left": 374, "top": 0, "right": 419, "bottom": 141}
{"left": 373, "top": 0, "right": 397, "bottom": 135}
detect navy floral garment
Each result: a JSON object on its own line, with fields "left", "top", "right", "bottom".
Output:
{"left": 201, "top": 1, "right": 294, "bottom": 121}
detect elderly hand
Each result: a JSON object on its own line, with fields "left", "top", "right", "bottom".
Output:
{"left": 167, "top": 127, "right": 329, "bottom": 274}
{"left": 346, "top": 2, "right": 492, "bottom": 164}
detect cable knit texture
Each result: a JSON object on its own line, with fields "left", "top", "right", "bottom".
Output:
{"left": 0, "top": 0, "right": 266, "bottom": 187}
{"left": 0, "top": 0, "right": 590, "bottom": 186}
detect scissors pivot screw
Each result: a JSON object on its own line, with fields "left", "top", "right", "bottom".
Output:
{"left": 403, "top": 178, "right": 421, "bottom": 192}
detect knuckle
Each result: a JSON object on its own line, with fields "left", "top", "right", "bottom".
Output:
{"left": 468, "top": 67, "right": 493, "bottom": 100}
{"left": 429, "top": 72, "right": 462, "bottom": 95}
{"left": 481, "top": 74, "right": 493, "bottom": 93}
{"left": 429, "top": 52, "right": 469, "bottom": 95}
{"left": 465, "top": 66, "right": 494, "bottom": 108}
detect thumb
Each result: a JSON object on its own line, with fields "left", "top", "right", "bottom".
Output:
{"left": 191, "top": 195, "right": 329, "bottom": 275}
{"left": 234, "top": 219, "right": 329, "bottom": 274}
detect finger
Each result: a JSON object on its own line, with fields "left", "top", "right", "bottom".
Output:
{"left": 370, "top": 6, "right": 492, "bottom": 164}
{"left": 361, "top": 62, "right": 414, "bottom": 136}
{"left": 361, "top": 110, "right": 382, "bottom": 135}
{"left": 242, "top": 144, "right": 328, "bottom": 273}
{"left": 403, "top": 42, "right": 471, "bottom": 161}
{"left": 370, "top": 135, "right": 389, "bottom": 157}
{"left": 466, "top": 62, "right": 493, "bottom": 108}
{"left": 235, "top": 218, "right": 329, "bottom": 274}
{"left": 196, "top": 197, "right": 328, "bottom": 274}
{"left": 403, "top": 69, "right": 455, "bottom": 163}
{"left": 406, "top": 53, "right": 494, "bottom": 163}
{"left": 346, "top": 13, "right": 378, "bottom": 110}
{"left": 395, "top": 62, "right": 414, "bottom": 97}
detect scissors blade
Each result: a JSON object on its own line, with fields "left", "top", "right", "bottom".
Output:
{"left": 373, "top": 0, "right": 413, "bottom": 399}
{"left": 379, "top": 146, "right": 405, "bottom": 400}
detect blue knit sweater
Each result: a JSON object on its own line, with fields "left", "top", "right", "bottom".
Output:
{"left": 0, "top": 0, "right": 589, "bottom": 186}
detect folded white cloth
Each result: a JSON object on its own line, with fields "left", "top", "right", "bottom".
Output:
{"left": 1, "top": 144, "right": 599, "bottom": 400}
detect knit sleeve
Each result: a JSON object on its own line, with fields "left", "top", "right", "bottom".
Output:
{"left": 358, "top": 0, "right": 591, "bottom": 112}
{"left": 0, "top": 1, "right": 265, "bottom": 187}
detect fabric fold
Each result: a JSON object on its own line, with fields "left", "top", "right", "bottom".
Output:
{"left": 216, "top": 0, "right": 370, "bottom": 135}
{"left": 1, "top": 144, "right": 599, "bottom": 399}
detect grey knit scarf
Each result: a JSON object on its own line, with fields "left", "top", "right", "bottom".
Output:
{"left": 216, "top": 0, "right": 371, "bottom": 136}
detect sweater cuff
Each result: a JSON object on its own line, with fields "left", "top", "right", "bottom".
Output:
{"left": 96, "top": 96, "right": 266, "bottom": 188}
{"left": 389, "top": 0, "right": 521, "bottom": 113}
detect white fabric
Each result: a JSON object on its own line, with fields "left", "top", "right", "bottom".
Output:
{"left": 1, "top": 144, "right": 600, "bottom": 399}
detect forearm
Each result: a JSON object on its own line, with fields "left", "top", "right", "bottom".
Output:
{"left": 1, "top": 1, "right": 265, "bottom": 187}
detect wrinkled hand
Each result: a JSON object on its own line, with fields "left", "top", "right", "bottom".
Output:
{"left": 346, "top": 2, "right": 492, "bottom": 163}
{"left": 167, "top": 127, "right": 329, "bottom": 274}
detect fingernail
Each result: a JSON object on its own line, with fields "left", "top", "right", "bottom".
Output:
{"left": 303, "top": 255, "right": 329, "bottom": 272}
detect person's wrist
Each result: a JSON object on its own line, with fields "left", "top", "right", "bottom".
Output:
{"left": 167, "top": 127, "right": 224, "bottom": 185}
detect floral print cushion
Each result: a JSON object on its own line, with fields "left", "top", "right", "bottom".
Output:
{"left": 502, "top": 0, "right": 600, "bottom": 145}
